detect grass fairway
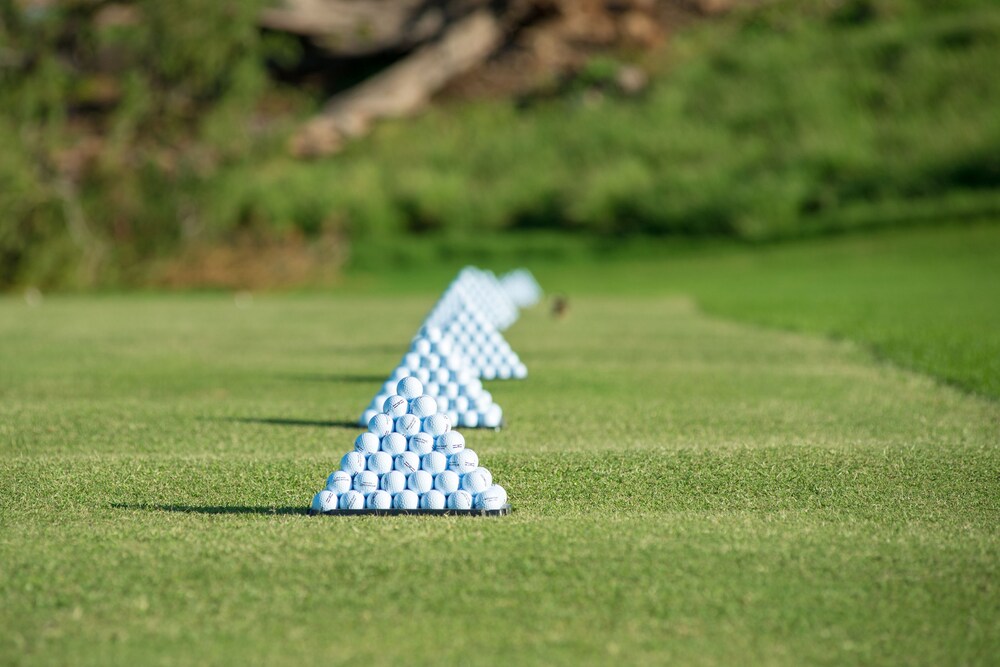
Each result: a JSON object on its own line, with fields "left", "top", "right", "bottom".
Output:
{"left": 2, "top": 235, "right": 999, "bottom": 665}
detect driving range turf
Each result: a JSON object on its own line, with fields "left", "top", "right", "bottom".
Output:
{"left": 1, "top": 225, "right": 998, "bottom": 665}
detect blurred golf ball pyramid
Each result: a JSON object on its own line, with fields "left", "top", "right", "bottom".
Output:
{"left": 439, "top": 309, "right": 526, "bottom": 381}
{"left": 499, "top": 269, "right": 543, "bottom": 308}
{"left": 360, "top": 326, "right": 506, "bottom": 429}
{"left": 426, "top": 267, "right": 519, "bottom": 331}
{"left": 312, "top": 377, "right": 508, "bottom": 513}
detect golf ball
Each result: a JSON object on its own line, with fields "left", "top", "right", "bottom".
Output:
{"left": 353, "top": 470, "right": 378, "bottom": 494}
{"left": 482, "top": 404, "right": 502, "bottom": 429}
{"left": 409, "top": 395, "right": 437, "bottom": 418}
{"left": 407, "top": 432, "right": 434, "bottom": 455}
{"left": 434, "top": 470, "right": 460, "bottom": 494}
{"left": 423, "top": 413, "right": 451, "bottom": 437}
{"left": 380, "top": 432, "right": 408, "bottom": 456}
{"left": 382, "top": 394, "right": 408, "bottom": 417}
{"left": 394, "top": 414, "right": 421, "bottom": 437}
{"left": 325, "top": 470, "right": 352, "bottom": 493}
{"left": 435, "top": 431, "right": 465, "bottom": 454}
{"left": 338, "top": 489, "right": 365, "bottom": 510}
{"left": 394, "top": 451, "right": 420, "bottom": 475}
{"left": 475, "top": 467, "right": 493, "bottom": 487}
{"left": 420, "top": 490, "right": 446, "bottom": 510}
{"left": 421, "top": 451, "right": 447, "bottom": 475}
{"left": 407, "top": 469, "right": 433, "bottom": 494}
{"left": 340, "top": 451, "right": 366, "bottom": 476}
{"left": 311, "top": 489, "right": 338, "bottom": 512}
{"left": 380, "top": 470, "right": 407, "bottom": 494}
{"left": 460, "top": 469, "right": 489, "bottom": 494}
{"left": 449, "top": 449, "right": 479, "bottom": 474}
{"left": 397, "top": 376, "right": 424, "bottom": 399}
{"left": 368, "top": 413, "right": 394, "bottom": 438}
{"left": 461, "top": 411, "right": 479, "bottom": 428}
{"left": 354, "top": 432, "right": 380, "bottom": 455}
{"left": 366, "top": 489, "right": 392, "bottom": 510}
{"left": 392, "top": 489, "right": 419, "bottom": 510}
{"left": 367, "top": 451, "right": 393, "bottom": 475}
{"left": 474, "top": 487, "right": 505, "bottom": 510}
{"left": 446, "top": 490, "right": 473, "bottom": 510}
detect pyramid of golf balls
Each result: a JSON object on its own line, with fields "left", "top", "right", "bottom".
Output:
{"left": 500, "top": 269, "right": 543, "bottom": 307}
{"left": 439, "top": 307, "right": 526, "bottom": 381}
{"left": 426, "top": 267, "right": 519, "bottom": 331}
{"left": 360, "top": 325, "right": 505, "bottom": 429}
{"left": 312, "top": 376, "right": 508, "bottom": 512}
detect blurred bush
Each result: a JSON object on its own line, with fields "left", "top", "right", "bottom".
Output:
{"left": 2, "top": 0, "right": 999, "bottom": 287}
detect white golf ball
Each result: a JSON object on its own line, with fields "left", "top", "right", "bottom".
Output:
{"left": 474, "top": 466, "right": 493, "bottom": 487}
{"left": 383, "top": 380, "right": 398, "bottom": 395}
{"left": 474, "top": 488, "right": 504, "bottom": 510}
{"left": 412, "top": 338, "right": 431, "bottom": 355}
{"left": 407, "top": 432, "right": 434, "bottom": 455}
{"left": 434, "top": 368, "right": 451, "bottom": 385}
{"left": 311, "top": 489, "right": 338, "bottom": 513}
{"left": 460, "top": 469, "right": 489, "bottom": 494}
{"left": 449, "top": 449, "right": 479, "bottom": 474}
{"left": 397, "top": 376, "right": 424, "bottom": 399}
{"left": 421, "top": 354, "right": 441, "bottom": 371}
{"left": 481, "top": 366, "right": 497, "bottom": 380}
{"left": 394, "top": 451, "right": 420, "bottom": 475}
{"left": 382, "top": 395, "right": 408, "bottom": 417}
{"left": 407, "top": 469, "right": 433, "bottom": 494}
{"left": 497, "top": 365, "right": 512, "bottom": 380}
{"left": 404, "top": 352, "right": 421, "bottom": 371}
{"left": 434, "top": 470, "right": 460, "bottom": 494}
{"left": 338, "top": 489, "right": 365, "bottom": 510}
{"left": 446, "top": 490, "right": 473, "bottom": 510}
{"left": 461, "top": 411, "right": 479, "bottom": 428}
{"left": 325, "top": 470, "right": 352, "bottom": 493}
{"left": 409, "top": 395, "right": 437, "bottom": 418}
{"left": 380, "top": 470, "right": 407, "bottom": 494}
{"left": 423, "top": 413, "right": 451, "bottom": 437}
{"left": 421, "top": 451, "right": 447, "bottom": 475}
{"left": 435, "top": 395, "right": 450, "bottom": 414}
{"left": 380, "top": 432, "right": 408, "bottom": 456}
{"left": 354, "top": 432, "right": 380, "bottom": 455}
{"left": 422, "top": 326, "right": 443, "bottom": 343}
{"left": 394, "top": 414, "right": 421, "bottom": 437}
{"left": 432, "top": 339, "right": 453, "bottom": 356}
{"left": 425, "top": 381, "right": 441, "bottom": 396}
{"left": 392, "top": 489, "right": 419, "bottom": 510}
{"left": 340, "top": 451, "right": 366, "bottom": 476}
{"left": 368, "top": 413, "right": 394, "bottom": 438}
{"left": 435, "top": 431, "right": 465, "bottom": 454}
{"left": 513, "top": 363, "right": 528, "bottom": 379}
{"left": 366, "top": 490, "right": 392, "bottom": 510}
{"left": 367, "top": 451, "right": 393, "bottom": 475}
{"left": 444, "top": 382, "right": 460, "bottom": 399}
{"left": 482, "top": 404, "right": 502, "bottom": 429}
{"left": 419, "top": 490, "right": 446, "bottom": 510}
{"left": 447, "top": 410, "right": 460, "bottom": 426}
{"left": 415, "top": 368, "right": 431, "bottom": 384}
{"left": 353, "top": 470, "right": 378, "bottom": 494}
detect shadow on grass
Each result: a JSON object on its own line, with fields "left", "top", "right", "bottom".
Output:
{"left": 111, "top": 503, "right": 306, "bottom": 516}
{"left": 207, "top": 417, "right": 359, "bottom": 428}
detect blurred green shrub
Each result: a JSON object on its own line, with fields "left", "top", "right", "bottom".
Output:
{"left": 2, "top": 0, "right": 999, "bottom": 286}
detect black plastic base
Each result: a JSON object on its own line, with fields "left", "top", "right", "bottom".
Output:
{"left": 308, "top": 503, "right": 511, "bottom": 517}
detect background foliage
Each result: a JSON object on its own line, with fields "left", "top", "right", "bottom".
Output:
{"left": 1, "top": 0, "right": 998, "bottom": 287}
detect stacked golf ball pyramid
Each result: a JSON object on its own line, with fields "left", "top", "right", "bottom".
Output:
{"left": 313, "top": 376, "right": 508, "bottom": 513}
{"left": 500, "top": 269, "right": 543, "bottom": 307}
{"left": 360, "top": 325, "right": 504, "bottom": 429}
{"left": 440, "top": 308, "right": 526, "bottom": 381}
{"left": 426, "top": 267, "right": 519, "bottom": 331}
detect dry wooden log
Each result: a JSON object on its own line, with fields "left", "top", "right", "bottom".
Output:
{"left": 260, "top": 0, "right": 492, "bottom": 56}
{"left": 291, "top": 9, "right": 503, "bottom": 157}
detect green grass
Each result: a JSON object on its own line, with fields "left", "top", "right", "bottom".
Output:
{"left": 1, "top": 227, "right": 998, "bottom": 665}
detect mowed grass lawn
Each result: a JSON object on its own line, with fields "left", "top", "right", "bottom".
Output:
{"left": 1, "top": 228, "right": 999, "bottom": 665}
